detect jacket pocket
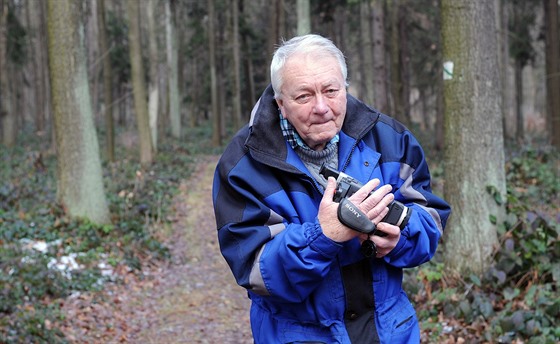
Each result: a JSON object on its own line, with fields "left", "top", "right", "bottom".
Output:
{"left": 376, "top": 292, "right": 420, "bottom": 343}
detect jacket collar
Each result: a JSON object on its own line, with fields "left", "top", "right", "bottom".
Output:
{"left": 245, "top": 85, "right": 380, "bottom": 168}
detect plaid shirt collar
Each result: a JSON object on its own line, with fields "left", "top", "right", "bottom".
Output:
{"left": 279, "top": 112, "right": 339, "bottom": 151}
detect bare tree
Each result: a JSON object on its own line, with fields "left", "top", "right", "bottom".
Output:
{"left": 543, "top": 0, "right": 560, "bottom": 148}
{"left": 232, "top": 0, "right": 242, "bottom": 130}
{"left": 441, "top": 0, "right": 506, "bottom": 274}
{"left": 147, "top": 0, "right": 159, "bottom": 149}
{"left": 208, "top": 0, "right": 221, "bottom": 147}
{"left": 46, "top": 0, "right": 110, "bottom": 224}
{"left": 0, "top": 0, "right": 17, "bottom": 147}
{"left": 98, "top": 0, "right": 115, "bottom": 161}
{"left": 371, "top": 0, "right": 388, "bottom": 112}
{"left": 297, "top": 0, "right": 310, "bottom": 35}
{"left": 166, "top": 0, "right": 180, "bottom": 139}
{"left": 359, "top": 0, "right": 375, "bottom": 106}
{"left": 389, "top": 0, "right": 411, "bottom": 126}
{"left": 0, "top": 0, "right": 10, "bottom": 146}
{"left": 127, "top": 0, "right": 153, "bottom": 165}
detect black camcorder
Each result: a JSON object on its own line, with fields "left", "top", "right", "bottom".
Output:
{"left": 319, "top": 164, "right": 412, "bottom": 234}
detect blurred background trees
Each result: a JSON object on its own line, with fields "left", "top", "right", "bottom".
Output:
{"left": 1, "top": 0, "right": 557, "bottom": 153}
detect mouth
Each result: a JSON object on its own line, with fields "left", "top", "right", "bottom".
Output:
{"left": 311, "top": 116, "right": 334, "bottom": 125}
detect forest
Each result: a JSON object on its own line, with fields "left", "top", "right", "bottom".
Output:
{"left": 0, "top": 0, "right": 559, "bottom": 342}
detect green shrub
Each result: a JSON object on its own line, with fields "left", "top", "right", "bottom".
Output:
{"left": 409, "top": 147, "right": 559, "bottom": 343}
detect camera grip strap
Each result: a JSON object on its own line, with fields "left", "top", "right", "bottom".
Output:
{"left": 337, "top": 198, "right": 376, "bottom": 234}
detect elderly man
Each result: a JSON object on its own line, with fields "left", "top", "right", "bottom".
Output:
{"left": 212, "top": 34, "right": 451, "bottom": 343}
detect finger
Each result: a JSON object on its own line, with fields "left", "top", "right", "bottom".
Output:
{"left": 371, "top": 224, "right": 400, "bottom": 257}
{"left": 376, "top": 222, "right": 400, "bottom": 237}
{"left": 362, "top": 185, "right": 394, "bottom": 210}
{"left": 369, "top": 202, "right": 390, "bottom": 222}
{"left": 348, "top": 178, "right": 381, "bottom": 203}
{"left": 367, "top": 193, "right": 395, "bottom": 221}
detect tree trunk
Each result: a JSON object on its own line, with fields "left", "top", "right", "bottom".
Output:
{"left": 39, "top": 0, "right": 52, "bottom": 139}
{"left": 297, "top": 0, "right": 310, "bottom": 35}
{"left": 127, "top": 0, "right": 153, "bottom": 165}
{"left": 544, "top": 0, "right": 560, "bottom": 148}
{"left": 514, "top": 59, "right": 524, "bottom": 142}
{"left": 166, "top": 0, "right": 180, "bottom": 139}
{"left": 435, "top": 0, "right": 445, "bottom": 151}
{"left": 389, "top": 0, "right": 403, "bottom": 119}
{"left": 217, "top": 9, "right": 226, "bottom": 141}
{"left": 97, "top": 0, "right": 115, "bottom": 161}
{"left": 266, "top": 0, "right": 285, "bottom": 85}
{"left": 208, "top": 0, "right": 221, "bottom": 147}
{"left": 26, "top": 0, "right": 44, "bottom": 134}
{"left": 359, "top": 0, "right": 375, "bottom": 105}
{"left": 147, "top": 0, "right": 159, "bottom": 150}
{"left": 495, "top": 0, "right": 510, "bottom": 142}
{"left": 240, "top": 0, "right": 255, "bottom": 118}
{"left": 372, "top": 0, "right": 388, "bottom": 113}
{"left": 399, "top": 5, "right": 411, "bottom": 126}
{"left": 0, "top": 0, "right": 8, "bottom": 143}
{"left": 46, "top": 0, "right": 110, "bottom": 224}
{"left": 441, "top": 0, "right": 506, "bottom": 275}
{"left": 98, "top": 0, "right": 115, "bottom": 162}
{"left": 85, "top": 0, "right": 100, "bottom": 119}
{"left": 232, "top": 0, "right": 242, "bottom": 130}
{"left": 1, "top": 0, "right": 16, "bottom": 147}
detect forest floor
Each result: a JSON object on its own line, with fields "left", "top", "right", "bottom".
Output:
{"left": 58, "top": 155, "right": 253, "bottom": 343}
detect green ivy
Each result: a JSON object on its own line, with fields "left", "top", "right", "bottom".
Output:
{"left": 409, "top": 146, "right": 559, "bottom": 343}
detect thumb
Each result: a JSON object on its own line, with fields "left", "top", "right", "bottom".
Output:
{"left": 322, "top": 176, "right": 337, "bottom": 203}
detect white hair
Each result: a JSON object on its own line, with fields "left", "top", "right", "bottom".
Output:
{"left": 270, "top": 34, "right": 348, "bottom": 98}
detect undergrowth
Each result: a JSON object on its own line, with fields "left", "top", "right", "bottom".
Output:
{"left": 407, "top": 146, "right": 560, "bottom": 343}
{"left": 0, "top": 126, "right": 217, "bottom": 343}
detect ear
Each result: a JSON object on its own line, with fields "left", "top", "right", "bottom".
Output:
{"left": 275, "top": 98, "right": 287, "bottom": 118}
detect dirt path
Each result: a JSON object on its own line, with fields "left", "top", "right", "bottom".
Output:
{"left": 128, "top": 155, "right": 252, "bottom": 343}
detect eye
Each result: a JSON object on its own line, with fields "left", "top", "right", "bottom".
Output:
{"left": 295, "top": 94, "right": 312, "bottom": 104}
{"left": 325, "top": 88, "right": 339, "bottom": 97}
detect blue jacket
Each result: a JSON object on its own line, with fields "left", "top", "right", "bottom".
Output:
{"left": 213, "top": 85, "right": 451, "bottom": 343}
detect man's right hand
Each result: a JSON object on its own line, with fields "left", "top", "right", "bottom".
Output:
{"left": 318, "top": 177, "right": 394, "bottom": 243}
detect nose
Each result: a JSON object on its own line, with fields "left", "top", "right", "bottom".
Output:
{"left": 313, "top": 94, "right": 329, "bottom": 115}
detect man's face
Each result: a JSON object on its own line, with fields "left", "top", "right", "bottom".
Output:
{"left": 276, "top": 53, "right": 347, "bottom": 151}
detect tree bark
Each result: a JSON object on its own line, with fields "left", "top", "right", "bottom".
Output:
{"left": 98, "top": 0, "right": 115, "bottom": 162}
{"left": 127, "top": 0, "right": 153, "bottom": 165}
{"left": 441, "top": 0, "right": 506, "bottom": 275}
{"left": 166, "top": 0, "right": 180, "bottom": 139}
{"left": 372, "top": 0, "right": 388, "bottom": 113}
{"left": 240, "top": 0, "right": 255, "bottom": 118}
{"left": 359, "top": 0, "right": 375, "bottom": 105}
{"left": 297, "top": 0, "right": 310, "bottom": 35}
{"left": 435, "top": 0, "right": 445, "bottom": 151}
{"left": 0, "top": 0, "right": 16, "bottom": 147}
{"left": 398, "top": 5, "right": 411, "bottom": 126}
{"left": 544, "top": 0, "right": 560, "bottom": 148}
{"left": 0, "top": 0, "right": 9, "bottom": 145}
{"left": 46, "top": 0, "right": 110, "bottom": 224}
{"left": 389, "top": 0, "right": 402, "bottom": 119}
{"left": 147, "top": 0, "right": 159, "bottom": 149}
{"left": 514, "top": 59, "right": 524, "bottom": 142}
{"left": 26, "top": 0, "right": 44, "bottom": 134}
{"left": 232, "top": 0, "right": 242, "bottom": 130}
{"left": 208, "top": 0, "right": 221, "bottom": 147}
